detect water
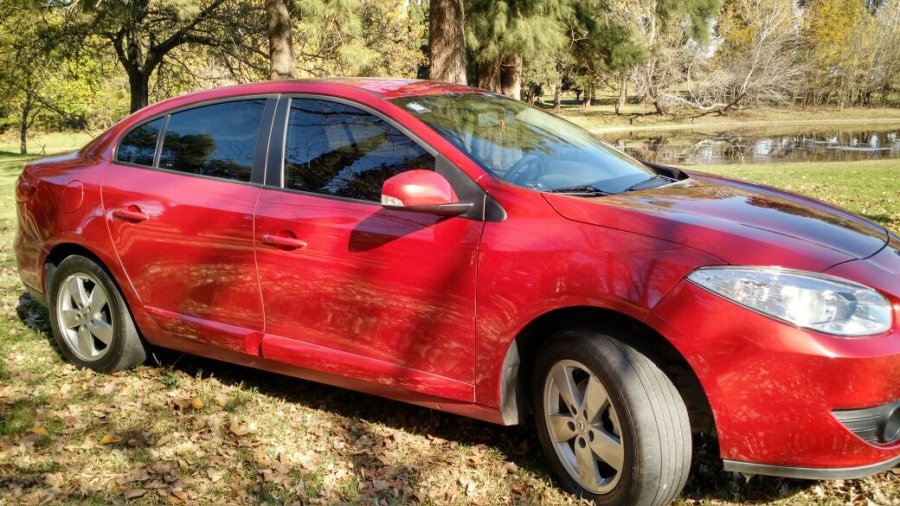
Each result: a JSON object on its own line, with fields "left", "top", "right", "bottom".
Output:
{"left": 596, "top": 124, "right": 900, "bottom": 165}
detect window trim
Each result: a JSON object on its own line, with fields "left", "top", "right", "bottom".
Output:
{"left": 265, "top": 93, "right": 505, "bottom": 222}
{"left": 112, "top": 94, "right": 278, "bottom": 187}
{"left": 268, "top": 94, "right": 444, "bottom": 202}
{"left": 114, "top": 117, "right": 165, "bottom": 168}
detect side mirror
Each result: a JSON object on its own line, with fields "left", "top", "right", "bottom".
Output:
{"left": 381, "top": 170, "right": 473, "bottom": 217}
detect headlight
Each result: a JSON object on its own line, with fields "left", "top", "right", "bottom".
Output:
{"left": 687, "top": 267, "right": 892, "bottom": 337}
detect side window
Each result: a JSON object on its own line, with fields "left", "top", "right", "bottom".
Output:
{"left": 284, "top": 99, "right": 435, "bottom": 202}
{"left": 117, "top": 118, "right": 163, "bottom": 167}
{"left": 158, "top": 99, "right": 266, "bottom": 182}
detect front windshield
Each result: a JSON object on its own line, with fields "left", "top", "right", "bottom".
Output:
{"left": 392, "top": 93, "right": 656, "bottom": 194}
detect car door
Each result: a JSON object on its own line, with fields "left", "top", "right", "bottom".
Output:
{"left": 254, "top": 96, "right": 482, "bottom": 401}
{"left": 104, "top": 97, "right": 276, "bottom": 355}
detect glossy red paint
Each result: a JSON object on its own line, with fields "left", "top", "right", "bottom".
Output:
{"left": 381, "top": 170, "right": 459, "bottom": 207}
{"left": 14, "top": 79, "right": 900, "bottom": 477}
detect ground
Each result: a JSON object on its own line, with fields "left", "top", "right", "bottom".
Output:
{"left": 544, "top": 96, "right": 900, "bottom": 133}
{"left": 0, "top": 151, "right": 898, "bottom": 504}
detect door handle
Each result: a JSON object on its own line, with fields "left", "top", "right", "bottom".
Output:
{"left": 259, "top": 233, "right": 308, "bottom": 250}
{"left": 112, "top": 207, "right": 149, "bottom": 222}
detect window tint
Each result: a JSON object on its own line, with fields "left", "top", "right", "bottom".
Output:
{"left": 284, "top": 99, "right": 434, "bottom": 201}
{"left": 117, "top": 118, "right": 163, "bottom": 166}
{"left": 158, "top": 99, "right": 265, "bottom": 182}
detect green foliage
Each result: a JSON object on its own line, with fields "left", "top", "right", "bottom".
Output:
{"left": 466, "top": 0, "right": 569, "bottom": 65}
{"left": 0, "top": 0, "right": 896, "bottom": 145}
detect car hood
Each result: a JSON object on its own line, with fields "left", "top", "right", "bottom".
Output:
{"left": 543, "top": 173, "right": 889, "bottom": 271}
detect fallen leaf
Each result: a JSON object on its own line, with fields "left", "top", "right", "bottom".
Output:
{"left": 459, "top": 477, "right": 477, "bottom": 497}
{"left": 124, "top": 489, "right": 147, "bottom": 499}
{"left": 100, "top": 434, "right": 119, "bottom": 445}
{"left": 171, "top": 397, "right": 192, "bottom": 410}
{"left": 191, "top": 397, "right": 204, "bottom": 410}
{"left": 31, "top": 426, "right": 49, "bottom": 437}
{"left": 207, "top": 468, "right": 224, "bottom": 482}
{"left": 229, "top": 418, "right": 256, "bottom": 436}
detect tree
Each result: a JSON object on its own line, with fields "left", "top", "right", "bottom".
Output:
{"left": 0, "top": 1, "right": 90, "bottom": 153}
{"left": 357, "top": 0, "right": 427, "bottom": 77}
{"left": 801, "top": 0, "right": 900, "bottom": 106}
{"left": 428, "top": 0, "right": 466, "bottom": 84}
{"left": 674, "top": 0, "right": 805, "bottom": 114}
{"left": 622, "top": 0, "right": 721, "bottom": 114}
{"left": 266, "top": 0, "right": 296, "bottom": 79}
{"left": 64, "top": 0, "right": 262, "bottom": 112}
{"left": 801, "top": 0, "right": 866, "bottom": 106}
{"left": 566, "top": 0, "right": 646, "bottom": 110}
{"left": 466, "top": 0, "right": 569, "bottom": 99}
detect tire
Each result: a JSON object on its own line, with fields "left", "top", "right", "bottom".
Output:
{"left": 532, "top": 330, "right": 691, "bottom": 506}
{"left": 48, "top": 255, "right": 146, "bottom": 372}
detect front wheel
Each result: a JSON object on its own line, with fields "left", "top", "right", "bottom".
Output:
{"left": 48, "top": 255, "right": 147, "bottom": 372}
{"left": 533, "top": 330, "right": 691, "bottom": 505}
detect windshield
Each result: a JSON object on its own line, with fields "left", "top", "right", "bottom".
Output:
{"left": 392, "top": 93, "right": 656, "bottom": 194}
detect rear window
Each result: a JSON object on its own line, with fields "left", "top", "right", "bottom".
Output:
{"left": 158, "top": 99, "right": 266, "bottom": 183}
{"left": 116, "top": 118, "right": 163, "bottom": 167}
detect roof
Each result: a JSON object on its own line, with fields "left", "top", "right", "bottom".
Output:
{"left": 173, "top": 78, "right": 482, "bottom": 100}
{"left": 317, "top": 78, "right": 481, "bottom": 98}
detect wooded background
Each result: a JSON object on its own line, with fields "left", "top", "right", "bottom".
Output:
{"left": 1, "top": 0, "right": 899, "bottom": 154}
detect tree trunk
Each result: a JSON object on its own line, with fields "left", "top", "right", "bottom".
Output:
{"left": 429, "top": 0, "right": 467, "bottom": 85}
{"left": 19, "top": 108, "right": 28, "bottom": 155}
{"left": 615, "top": 73, "right": 627, "bottom": 115}
{"left": 266, "top": 0, "right": 296, "bottom": 80}
{"left": 128, "top": 71, "right": 151, "bottom": 113}
{"left": 553, "top": 83, "right": 561, "bottom": 112}
{"left": 653, "top": 99, "right": 668, "bottom": 115}
{"left": 476, "top": 60, "right": 500, "bottom": 92}
{"left": 500, "top": 55, "right": 522, "bottom": 100}
{"left": 583, "top": 83, "right": 593, "bottom": 108}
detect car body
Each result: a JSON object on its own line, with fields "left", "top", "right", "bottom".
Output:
{"left": 14, "top": 79, "right": 900, "bottom": 503}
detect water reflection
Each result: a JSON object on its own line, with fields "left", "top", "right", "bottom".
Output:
{"left": 598, "top": 125, "right": 900, "bottom": 165}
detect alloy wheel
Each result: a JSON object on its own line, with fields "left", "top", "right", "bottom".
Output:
{"left": 56, "top": 272, "right": 115, "bottom": 361}
{"left": 543, "top": 359, "right": 625, "bottom": 494}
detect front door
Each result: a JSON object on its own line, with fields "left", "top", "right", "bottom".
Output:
{"left": 254, "top": 97, "right": 481, "bottom": 400}
{"left": 104, "top": 97, "right": 274, "bottom": 354}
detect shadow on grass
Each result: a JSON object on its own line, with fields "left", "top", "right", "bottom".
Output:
{"left": 16, "top": 291, "right": 800, "bottom": 503}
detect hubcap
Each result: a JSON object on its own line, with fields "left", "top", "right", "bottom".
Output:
{"left": 56, "top": 273, "right": 114, "bottom": 361}
{"left": 543, "top": 359, "right": 625, "bottom": 494}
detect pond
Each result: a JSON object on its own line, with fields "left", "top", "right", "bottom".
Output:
{"left": 596, "top": 123, "right": 900, "bottom": 165}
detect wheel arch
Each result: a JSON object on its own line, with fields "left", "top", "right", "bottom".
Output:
{"left": 44, "top": 243, "right": 111, "bottom": 292}
{"left": 42, "top": 242, "right": 140, "bottom": 321}
{"left": 500, "top": 305, "right": 716, "bottom": 438}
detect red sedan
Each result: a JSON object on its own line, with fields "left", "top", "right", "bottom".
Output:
{"left": 14, "top": 79, "right": 900, "bottom": 505}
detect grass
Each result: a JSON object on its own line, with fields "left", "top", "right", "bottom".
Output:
{"left": 0, "top": 131, "right": 93, "bottom": 156}
{"left": 543, "top": 93, "right": 900, "bottom": 133}
{"left": 0, "top": 155, "right": 898, "bottom": 504}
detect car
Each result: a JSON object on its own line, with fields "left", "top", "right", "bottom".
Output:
{"left": 13, "top": 78, "right": 900, "bottom": 505}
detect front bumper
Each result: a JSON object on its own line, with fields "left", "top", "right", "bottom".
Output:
{"left": 723, "top": 453, "right": 900, "bottom": 480}
{"left": 647, "top": 279, "right": 900, "bottom": 475}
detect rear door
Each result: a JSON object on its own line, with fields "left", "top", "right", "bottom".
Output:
{"left": 104, "top": 97, "right": 276, "bottom": 354}
{"left": 254, "top": 96, "right": 483, "bottom": 400}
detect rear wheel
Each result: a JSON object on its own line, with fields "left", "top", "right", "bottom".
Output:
{"left": 533, "top": 330, "right": 691, "bottom": 505}
{"left": 49, "top": 255, "right": 146, "bottom": 372}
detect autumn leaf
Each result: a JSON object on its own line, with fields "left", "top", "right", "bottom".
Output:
{"left": 31, "top": 426, "right": 49, "bottom": 437}
{"left": 124, "top": 489, "right": 147, "bottom": 499}
{"left": 171, "top": 397, "right": 192, "bottom": 410}
{"left": 191, "top": 397, "right": 204, "bottom": 410}
{"left": 206, "top": 468, "right": 224, "bottom": 482}
{"left": 99, "top": 434, "right": 119, "bottom": 445}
